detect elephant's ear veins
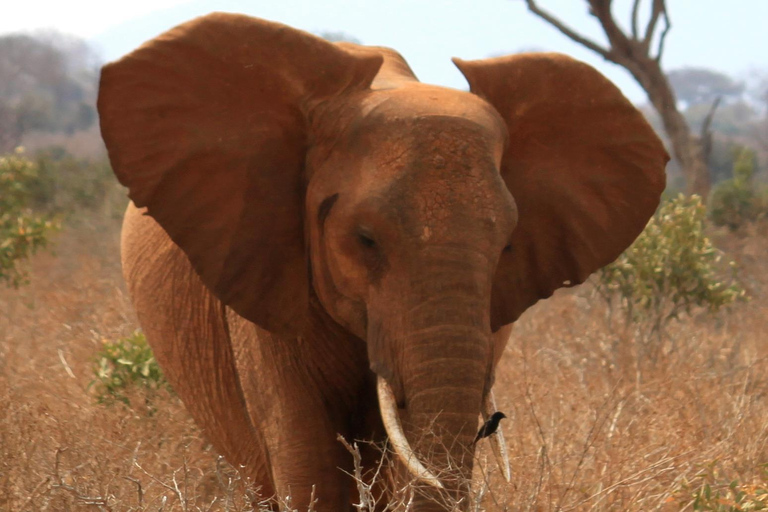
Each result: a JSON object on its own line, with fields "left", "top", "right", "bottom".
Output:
{"left": 98, "top": 12, "right": 382, "bottom": 335}
{"left": 453, "top": 53, "right": 668, "bottom": 331}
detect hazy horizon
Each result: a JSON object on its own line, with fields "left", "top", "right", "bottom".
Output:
{"left": 3, "top": 1, "right": 766, "bottom": 104}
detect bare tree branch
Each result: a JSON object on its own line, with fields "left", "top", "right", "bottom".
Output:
{"left": 642, "top": 0, "right": 665, "bottom": 51}
{"left": 700, "top": 96, "right": 722, "bottom": 163}
{"left": 587, "top": 0, "right": 613, "bottom": 21}
{"left": 524, "top": 0, "right": 614, "bottom": 61}
{"left": 631, "top": 0, "right": 642, "bottom": 39}
{"left": 654, "top": 8, "right": 671, "bottom": 62}
{"left": 700, "top": 96, "right": 721, "bottom": 139}
{"left": 588, "top": 0, "right": 638, "bottom": 62}
{"left": 520, "top": 0, "right": 710, "bottom": 197}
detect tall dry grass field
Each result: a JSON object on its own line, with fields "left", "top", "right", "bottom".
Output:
{"left": 489, "top": 221, "right": 768, "bottom": 510}
{"left": 2, "top": 211, "right": 767, "bottom": 511}
{"left": 1, "top": 214, "right": 255, "bottom": 511}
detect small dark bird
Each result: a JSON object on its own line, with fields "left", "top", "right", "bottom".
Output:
{"left": 472, "top": 411, "right": 507, "bottom": 445}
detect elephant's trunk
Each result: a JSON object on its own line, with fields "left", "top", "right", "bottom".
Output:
{"left": 378, "top": 382, "right": 512, "bottom": 497}
{"left": 372, "top": 260, "right": 495, "bottom": 510}
{"left": 402, "top": 324, "right": 488, "bottom": 510}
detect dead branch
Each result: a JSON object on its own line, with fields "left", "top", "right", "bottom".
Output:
{"left": 52, "top": 448, "right": 113, "bottom": 511}
{"left": 654, "top": 6, "right": 672, "bottom": 61}
{"left": 700, "top": 96, "right": 722, "bottom": 163}
{"left": 21, "top": 477, "right": 51, "bottom": 511}
{"left": 557, "top": 382, "right": 623, "bottom": 509}
{"left": 588, "top": 0, "right": 643, "bottom": 64}
{"left": 521, "top": 0, "right": 710, "bottom": 196}
{"left": 701, "top": 96, "right": 722, "bottom": 139}
{"left": 642, "top": 0, "right": 665, "bottom": 49}
{"left": 122, "top": 476, "right": 143, "bottom": 509}
{"left": 524, "top": 0, "right": 613, "bottom": 60}
{"left": 631, "top": 0, "right": 642, "bottom": 39}
{"left": 134, "top": 460, "right": 187, "bottom": 507}
{"left": 338, "top": 435, "right": 378, "bottom": 511}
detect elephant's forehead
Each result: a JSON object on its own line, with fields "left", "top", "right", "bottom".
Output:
{"left": 350, "top": 85, "right": 507, "bottom": 174}
{"left": 399, "top": 158, "right": 511, "bottom": 241}
{"left": 358, "top": 84, "right": 506, "bottom": 134}
{"left": 314, "top": 84, "right": 515, "bottom": 241}
{"left": 366, "top": 117, "right": 513, "bottom": 244}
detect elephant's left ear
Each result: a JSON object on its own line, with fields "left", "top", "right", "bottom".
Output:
{"left": 453, "top": 53, "right": 668, "bottom": 331}
{"left": 99, "top": 13, "right": 382, "bottom": 336}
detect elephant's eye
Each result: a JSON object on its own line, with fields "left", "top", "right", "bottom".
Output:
{"left": 503, "top": 243, "right": 512, "bottom": 253}
{"left": 358, "top": 231, "right": 377, "bottom": 249}
{"left": 355, "top": 228, "right": 386, "bottom": 278}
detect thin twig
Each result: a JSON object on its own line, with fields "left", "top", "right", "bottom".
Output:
{"left": 526, "top": 444, "right": 546, "bottom": 512}
{"left": 524, "top": 0, "right": 613, "bottom": 60}
{"left": 134, "top": 461, "right": 185, "bottom": 501}
{"left": 557, "top": 382, "right": 623, "bottom": 509}
{"left": 52, "top": 447, "right": 113, "bottom": 510}
{"left": 631, "top": 0, "right": 642, "bottom": 39}
{"left": 701, "top": 96, "right": 723, "bottom": 136}
{"left": 308, "top": 485, "right": 318, "bottom": 512}
{"left": 21, "top": 476, "right": 51, "bottom": 510}
{"left": 57, "top": 348, "right": 75, "bottom": 379}
{"left": 572, "top": 449, "right": 693, "bottom": 510}
{"left": 122, "top": 476, "right": 143, "bottom": 509}
{"left": 642, "top": 0, "right": 665, "bottom": 49}
{"left": 700, "top": 96, "right": 722, "bottom": 164}
{"left": 654, "top": 4, "right": 672, "bottom": 61}
{"left": 338, "top": 434, "right": 377, "bottom": 511}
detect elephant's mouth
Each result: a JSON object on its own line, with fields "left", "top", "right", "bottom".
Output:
{"left": 376, "top": 376, "right": 511, "bottom": 488}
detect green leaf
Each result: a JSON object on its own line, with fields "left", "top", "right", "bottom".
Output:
{"left": 90, "top": 330, "right": 170, "bottom": 407}
{"left": 594, "top": 194, "right": 746, "bottom": 350}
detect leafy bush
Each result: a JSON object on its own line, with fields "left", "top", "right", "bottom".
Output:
{"left": 709, "top": 146, "right": 768, "bottom": 230}
{"left": 672, "top": 461, "right": 768, "bottom": 511}
{"left": 0, "top": 148, "right": 59, "bottom": 287}
{"left": 594, "top": 194, "right": 745, "bottom": 361}
{"left": 29, "top": 147, "right": 119, "bottom": 213}
{"left": 90, "top": 330, "right": 168, "bottom": 406}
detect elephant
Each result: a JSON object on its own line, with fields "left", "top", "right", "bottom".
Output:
{"left": 97, "top": 12, "right": 667, "bottom": 511}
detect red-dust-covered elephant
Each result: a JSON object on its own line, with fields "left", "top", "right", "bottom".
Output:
{"left": 97, "top": 12, "right": 667, "bottom": 511}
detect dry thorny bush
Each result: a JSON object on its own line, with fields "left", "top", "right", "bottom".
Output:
{"left": 1, "top": 213, "right": 767, "bottom": 510}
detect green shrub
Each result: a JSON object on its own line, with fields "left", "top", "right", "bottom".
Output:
{"left": 90, "top": 330, "right": 169, "bottom": 407}
{"left": 672, "top": 460, "right": 768, "bottom": 511}
{"left": 29, "top": 147, "right": 118, "bottom": 213}
{"left": 709, "top": 146, "right": 768, "bottom": 230}
{"left": 594, "top": 194, "right": 745, "bottom": 360}
{"left": 0, "top": 148, "right": 59, "bottom": 287}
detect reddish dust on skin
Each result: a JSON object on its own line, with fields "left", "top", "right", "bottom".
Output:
{"left": 353, "top": 87, "right": 514, "bottom": 249}
{"left": 408, "top": 125, "right": 514, "bottom": 248}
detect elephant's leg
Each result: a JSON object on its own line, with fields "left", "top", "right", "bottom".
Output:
{"left": 227, "top": 306, "right": 373, "bottom": 512}
{"left": 121, "top": 203, "right": 274, "bottom": 496}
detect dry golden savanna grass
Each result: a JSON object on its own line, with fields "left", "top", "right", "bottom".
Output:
{"left": 1, "top": 210, "right": 767, "bottom": 511}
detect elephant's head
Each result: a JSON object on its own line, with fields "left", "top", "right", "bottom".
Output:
{"left": 98, "top": 13, "right": 667, "bottom": 509}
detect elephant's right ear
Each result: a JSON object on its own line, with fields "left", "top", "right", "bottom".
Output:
{"left": 98, "top": 13, "right": 382, "bottom": 335}
{"left": 454, "top": 53, "right": 667, "bottom": 331}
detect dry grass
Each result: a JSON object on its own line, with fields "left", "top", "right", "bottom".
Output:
{"left": 489, "top": 220, "right": 768, "bottom": 510}
{"left": 0, "top": 213, "right": 257, "bottom": 511}
{"left": 2, "top": 211, "right": 767, "bottom": 511}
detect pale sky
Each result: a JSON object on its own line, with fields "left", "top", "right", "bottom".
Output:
{"left": 3, "top": 1, "right": 767, "bottom": 104}
{"left": 1, "top": 1, "right": 190, "bottom": 37}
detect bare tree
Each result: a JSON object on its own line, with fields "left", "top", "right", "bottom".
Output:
{"left": 522, "top": 0, "right": 711, "bottom": 197}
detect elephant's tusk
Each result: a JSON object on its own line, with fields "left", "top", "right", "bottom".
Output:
{"left": 376, "top": 376, "right": 444, "bottom": 490}
{"left": 482, "top": 391, "right": 512, "bottom": 483}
